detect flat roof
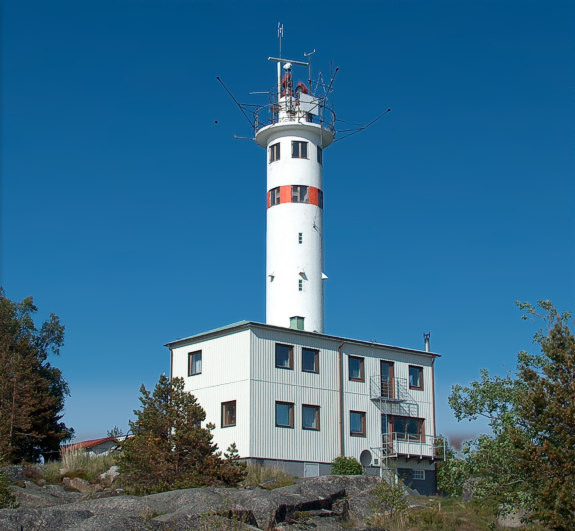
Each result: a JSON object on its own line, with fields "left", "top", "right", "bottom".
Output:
{"left": 165, "top": 320, "right": 440, "bottom": 358}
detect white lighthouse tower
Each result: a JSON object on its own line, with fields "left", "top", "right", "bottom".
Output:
{"left": 255, "top": 57, "right": 334, "bottom": 333}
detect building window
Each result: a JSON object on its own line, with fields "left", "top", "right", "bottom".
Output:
{"left": 298, "top": 279, "right": 303, "bottom": 291}
{"left": 298, "top": 232, "right": 303, "bottom": 244}
{"left": 221, "top": 401, "right": 236, "bottom": 427}
{"left": 318, "top": 189, "right": 324, "bottom": 209}
{"left": 188, "top": 351, "right": 202, "bottom": 376}
{"left": 269, "top": 142, "right": 280, "bottom": 163}
{"left": 412, "top": 469, "right": 425, "bottom": 481}
{"left": 275, "top": 343, "right": 293, "bottom": 369}
{"left": 348, "top": 356, "right": 364, "bottom": 381}
{"left": 302, "top": 348, "right": 319, "bottom": 373}
{"left": 292, "top": 185, "right": 309, "bottom": 203}
{"left": 302, "top": 405, "right": 320, "bottom": 430}
{"left": 276, "top": 401, "right": 294, "bottom": 428}
{"left": 290, "top": 316, "right": 305, "bottom": 330}
{"left": 317, "top": 146, "right": 323, "bottom": 164}
{"left": 393, "top": 416, "right": 424, "bottom": 442}
{"left": 350, "top": 411, "right": 366, "bottom": 437}
{"left": 409, "top": 365, "right": 424, "bottom": 390}
{"left": 270, "top": 187, "right": 281, "bottom": 206}
{"left": 292, "top": 140, "right": 308, "bottom": 159}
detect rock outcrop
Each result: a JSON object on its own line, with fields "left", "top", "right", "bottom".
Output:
{"left": 2, "top": 475, "right": 384, "bottom": 530}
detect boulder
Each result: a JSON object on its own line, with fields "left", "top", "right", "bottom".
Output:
{"left": 62, "top": 477, "right": 94, "bottom": 494}
{"left": 461, "top": 478, "right": 479, "bottom": 503}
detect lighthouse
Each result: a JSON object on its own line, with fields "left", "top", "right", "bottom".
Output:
{"left": 255, "top": 58, "right": 334, "bottom": 333}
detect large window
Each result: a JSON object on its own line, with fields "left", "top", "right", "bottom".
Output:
{"left": 348, "top": 356, "right": 364, "bottom": 382}
{"left": 292, "top": 185, "right": 309, "bottom": 203}
{"left": 350, "top": 411, "right": 366, "bottom": 437}
{"left": 318, "top": 189, "right": 324, "bottom": 209}
{"left": 292, "top": 140, "right": 308, "bottom": 159}
{"left": 275, "top": 401, "right": 294, "bottom": 428}
{"left": 221, "top": 401, "right": 236, "bottom": 427}
{"left": 269, "top": 142, "right": 280, "bottom": 163}
{"left": 409, "top": 365, "right": 424, "bottom": 390}
{"left": 269, "top": 187, "right": 280, "bottom": 207}
{"left": 302, "top": 348, "right": 319, "bottom": 373}
{"left": 317, "top": 146, "right": 323, "bottom": 165}
{"left": 275, "top": 343, "right": 293, "bottom": 369}
{"left": 393, "top": 416, "right": 424, "bottom": 442}
{"left": 302, "top": 405, "right": 320, "bottom": 430}
{"left": 188, "top": 351, "right": 202, "bottom": 376}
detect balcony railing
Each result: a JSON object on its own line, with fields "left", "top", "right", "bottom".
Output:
{"left": 379, "top": 433, "right": 446, "bottom": 460}
{"left": 369, "top": 375, "right": 409, "bottom": 402}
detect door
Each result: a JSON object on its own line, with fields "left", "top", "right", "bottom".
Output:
{"left": 381, "top": 414, "right": 393, "bottom": 455}
{"left": 380, "top": 361, "right": 394, "bottom": 398}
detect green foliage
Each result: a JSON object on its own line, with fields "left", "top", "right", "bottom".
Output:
{"left": 330, "top": 455, "right": 363, "bottom": 475}
{"left": 117, "top": 375, "right": 246, "bottom": 495}
{"left": 0, "top": 466, "right": 17, "bottom": 509}
{"left": 0, "top": 290, "right": 73, "bottom": 463}
{"left": 371, "top": 475, "right": 408, "bottom": 518}
{"left": 448, "top": 300, "right": 575, "bottom": 530}
{"left": 240, "top": 464, "right": 295, "bottom": 489}
{"left": 436, "top": 438, "right": 469, "bottom": 497}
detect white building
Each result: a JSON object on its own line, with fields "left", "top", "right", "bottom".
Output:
{"left": 168, "top": 50, "right": 442, "bottom": 494}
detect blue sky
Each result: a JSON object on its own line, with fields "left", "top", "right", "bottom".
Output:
{"left": 2, "top": 0, "right": 574, "bottom": 445}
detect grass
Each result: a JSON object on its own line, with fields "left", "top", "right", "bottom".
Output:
{"left": 369, "top": 496, "right": 548, "bottom": 531}
{"left": 29, "top": 448, "right": 118, "bottom": 485}
{"left": 240, "top": 464, "right": 296, "bottom": 490}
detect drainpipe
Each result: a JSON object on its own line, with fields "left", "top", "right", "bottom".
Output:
{"left": 338, "top": 341, "right": 345, "bottom": 456}
{"left": 170, "top": 348, "right": 173, "bottom": 380}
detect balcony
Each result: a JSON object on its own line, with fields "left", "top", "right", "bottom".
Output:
{"left": 377, "top": 433, "right": 446, "bottom": 461}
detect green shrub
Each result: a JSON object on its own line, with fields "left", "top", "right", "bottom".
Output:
{"left": 0, "top": 467, "right": 17, "bottom": 509}
{"left": 331, "top": 456, "right": 363, "bottom": 475}
{"left": 370, "top": 475, "right": 408, "bottom": 518}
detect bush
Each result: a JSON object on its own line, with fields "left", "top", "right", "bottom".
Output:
{"left": 0, "top": 467, "right": 16, "bottom": 509}
{"left": 331, "top": 456, "right": 363, "bottom": 475}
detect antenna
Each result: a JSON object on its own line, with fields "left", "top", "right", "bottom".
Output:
{"left": 304, "top": 49, "right": 316, "bottom": 91}
{"left": 278, "top": 22, "right": 283, "bottom": 58}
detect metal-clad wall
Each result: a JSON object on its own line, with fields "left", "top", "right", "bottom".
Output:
{"left": 250, "top": 327, "right": 339, "bottom": 462}
{"left": 171, "top": 329, "right": 251, "bottom": 457}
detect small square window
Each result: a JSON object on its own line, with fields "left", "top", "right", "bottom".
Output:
{"left": 409, "top": 366, "right": 424, "bottom": 390}
{"left": 348, "top": 356, "right": 364, "bottom": 381}
{"left": 302, "top": 348, "right": 319, "bottom": 373}
{"left": 188, "top": 351, "right": 202, "bottom": 376}
{"left": 221, "top": 400, "right": 236, "bottom": 427}
{"left": 292, "top": 140, "right": 308, "bottom": 159}
{"left": 298, "top": 232, "right": 303, "bottom": 244}
{"left": 302, "top": 405, "right": 320, "bottom": 430}
{"left": 275, "top": 343, "right": 293, "bottom": 369}
{"left": 269, "top": 142, "right": 280, "bottom": 163}
{"left": 350, "top": 411, "right": 366, "bottom": 437}
{"left": 298, "top": 279, "right": 303, "bottom": 291}
{"left": 276, "top": 401, "right": 294, "bottom": 428}
{"left": 412, "top": 469, "right": 425, "bottom": 481}
{"left": 317, "top": 146, "right": 323, "bottom": 165}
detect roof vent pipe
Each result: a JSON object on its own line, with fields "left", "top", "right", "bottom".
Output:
{"left": 424, "top": 333, "right": 431, "bottom": 353}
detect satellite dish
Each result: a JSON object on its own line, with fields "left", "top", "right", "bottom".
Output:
{"left": 359, "top": 449, "right": 372, "bottom": 467}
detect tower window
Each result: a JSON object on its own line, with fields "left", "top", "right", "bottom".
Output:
{"left": 298, "top": 279, "right": 303, "bottom": 291}
{"left": 269, "top": 142, "right": 280, "bottom": 163}
{"left": 298, "top": 233, "right": 303, "bottom": 244}
{"left": 270, "top": 187, "right": 281, "bottom": 206}
{"left": 292, "top": 141, "right": 308, "bottom": 159}
{"left": 317, "top": 146, "right": 323, "bottom": 165}
{"left": 318, "top": 190, "right": 324, "bottom": 209}
{"left": 292, "top": 185, "right": 309, "bottom": 203}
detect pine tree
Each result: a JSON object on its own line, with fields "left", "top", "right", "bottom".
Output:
{"left": 118, "top": 374, "right": 245, "bottom": 494}
{"left": 0, "top": 290, "right": 73, "bottom": 462}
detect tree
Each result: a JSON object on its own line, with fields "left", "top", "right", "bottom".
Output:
{"left": 512, "top": 301, "right": 575, "bottom": 529}
{"left": 118, "top": 374, "right": 245, "bottom": 494}
{"left": 0, "top": 290, "right": 73, "bottom": 462}
{"left": 448, "top": 300, "right": 575, "bottom": 529}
